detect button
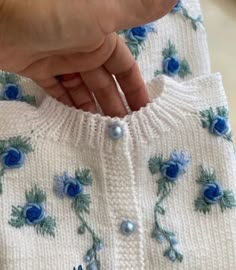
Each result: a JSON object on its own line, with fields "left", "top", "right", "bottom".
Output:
{"left": 120, "top": 220, "right": 136, "bottom": 236}
{"left": 108, "top": 122, "right": 123, "bottom": 140}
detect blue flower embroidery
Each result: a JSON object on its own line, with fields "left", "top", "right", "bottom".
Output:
{"left": 9, "top": 186, "right": 56, "bottom": 237}
{"left": 149, "top": 151, "right": 190, "bottom": 262}
{"left": 0, "top": 137, "right": 32, "bottom": 194}
{"left": 0, "top": 71, "right": 36, "bottom": 105}
{"left": 154, "top": 41, "right": 192, "bottom": 78}
{"left": 117, "top": 23, "right": 156, "bottom": 59}
{"left": 170, "top": 0, "right": 202, "bottom": 31}
{"left": 54, "top": 170, "right": 102, "bottom": 270}
{"left": 199, "top": 106, "right": 232, "bottom": 141}
{"left": 195, "top": 166, "right": 236, "bottom": 214}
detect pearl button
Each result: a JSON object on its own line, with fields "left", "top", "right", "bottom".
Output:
{"left": 108, "top": 122, "right": 123, "bottom": 140}
{"left": 120, "top": 220, "right": 136, "bottom": 236}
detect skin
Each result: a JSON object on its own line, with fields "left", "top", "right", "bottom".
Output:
{"left": 0, "top": 0, "right": 177, "bottom": 117}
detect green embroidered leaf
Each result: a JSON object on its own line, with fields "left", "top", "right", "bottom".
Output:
{"left": 157, "top": 177, "right": 174, "bottom": 198}
{"left": 163, "top": 247, "right": 183, "bottom": 262}
{"left": 148, "top": 155, "right": 163, "bottom": 175}
{"left": 0, "top": 73, "right": 6, "bottom": 84}
{"left": 76, "top": 169, "right": 93, "bottom": 186}
{"left": 78, "top": 224, "right": 86, "bottom": 235}
{"left": 72, "top": 193, "right": 91, "bottom": 214}
{"left": 224, "top": 131, "right": 233, "bottom": 142}
{"left": 196, "top": 166, "right": 216, "bottom": 185}
{"left": 25, "top": 186, "right": 46, "bottom": 204}
{"left": 8, "top": 205, "right": 26, "bottom": 228}
{"left": 200, "top": 107, "right": 215, "bottom": 123}
{"left": 178, "top": 60, "right": 192, "bottom": 78}
{"left": 6, "top": 73, "right": 20, "bottom": 84}
{"left": 219, "top": 190, "right": 236, "bottom": 212}
{"left": 0, "top": 140, "right": 6, "bottom": 155}
{"left": 21, "top": 95, "right": 36, "bottom": 106}
{"left": 162, "top": 41, "right": 178, "bottom": 58}
{"left": 35, "top": 216, "right": 56, "bottom": 237}
{"left": 201, "top": 119, "right": 210, "bottom": 128}
{"left": 8, "top": 136, "right": 32, "bottom": 154}
{"left": 154, "top": 204, "right": 165, "bottom": 215}
{"left": 194, "top": 197, "right": 211, "bottom": 214}
{"left": 175, "top": 250, "right": 184, "bottom": 263}
{"left": 217, "top": 106, "right": 229, "bottom": 118}
{"left": 0, "top": 168, "right": 5, "bottom": 194}
{"left": 154, "top": 70, "right": 164, "bottom": 77}
{"left": 126, "top": 42, "right": 140, "bottom": 60}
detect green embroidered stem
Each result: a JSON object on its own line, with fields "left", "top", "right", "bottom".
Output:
{"left": 78, "top": 212, "right": 101, "bottom": 270}
{"left": 181, "top": 7, "right": 202, "bottom": 31}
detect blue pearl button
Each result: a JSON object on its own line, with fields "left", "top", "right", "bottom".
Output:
{"left": 108, "top": 122, "right": 123, "bottom": 140}
{"left": 120, "top": 220, "right": 136, "bottom": 236}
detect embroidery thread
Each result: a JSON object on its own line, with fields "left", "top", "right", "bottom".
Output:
{"left": 154, "top": 41, "right": 192, "bottom": 78}
{"left": 73, "top": 265, "right": 83, "bottom": 270}
{"left": 199, "top": 106, "right": 232, "bottom": 141}
{"left": 54, "top": 170, "right": 103, "bottom": 270}
{"left": 117, "top": 23, "right": 156, "bottom": 59}
{"left": 149, "top": 151, "right": 190, "bottom": 262}
{"left": 171, "top": 0, "right": 202, "bottom": 31}
{"left": 0, "top": 136, "right": 32, "bottom": 194}
{"left": 9, "top": 186, "right": 56, "bottom": 237}
{"left": 0, "top": 71, "right": 36, "bottom": 105}
{"left": 195, "top": 166, "right": 236, "bottom": 214}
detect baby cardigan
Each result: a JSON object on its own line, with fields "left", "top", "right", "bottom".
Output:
{"left": 1, "top": 0, "right": 236, "bottom": 270}
{"left": 0, "top": 73, "right": 236, "bottom": 270}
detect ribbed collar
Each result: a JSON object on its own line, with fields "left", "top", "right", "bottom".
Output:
{"left": 28, "top": 75, "right": 197, "bottom": 151}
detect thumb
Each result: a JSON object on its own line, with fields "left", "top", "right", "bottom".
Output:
{"left": 97, "top": 0, "right": 178, "bottom": 33}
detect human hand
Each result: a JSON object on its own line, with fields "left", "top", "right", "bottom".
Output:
{"left": 0, "top": 0, "right": 177, "bottom": 117}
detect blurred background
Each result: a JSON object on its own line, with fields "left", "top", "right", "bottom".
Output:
{"left": 201, "top": 0, "right": 236, "bottom": 138}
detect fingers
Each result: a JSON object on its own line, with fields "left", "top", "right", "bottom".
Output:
{"left": 80, "top": 67, "right": 127, "bottom": 117}
{"left": 35, "top": 77, "right": 75, "bottom": 107}
{"left": 104, "top": 35, "right": 149, "bottom": 111}
{"left": 61, "top": 74, "right": 97, "bottom": 113}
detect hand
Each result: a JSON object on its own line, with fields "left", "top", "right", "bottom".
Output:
{"left": 0, "top": 0, "right": 177, "bottom": 117}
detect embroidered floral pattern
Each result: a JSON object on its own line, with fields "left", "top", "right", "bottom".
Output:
{"left": 149, "top": 151, "right": 190, "bottom": 262}
{"left": 54, "top": 170, "right": 102, "bottom": 270}
{"left": 195, "top": 166, "right": 236, "bottom": 214}
{"left": 171, "top": 0, "right": 202, "bottom": 31}
{"left": 154, "top": 41, "right": 192, "bottom": 78}
{"left": 9, "top": 186, "right": 56, "bottom": 237}
{"left": 73, "top": 265, "right": 83, "bottom": 270}
{"left": 0, "top": 71, "right": 36, "bottom": 105}
{"left": 0, "top": 136, "right": 32, "bottom": 194}
{"left": 199, "top": 106, "right": 232, "bottom": 141}
{"left": 117, "top": 23, "right": 156, "bottom": 59}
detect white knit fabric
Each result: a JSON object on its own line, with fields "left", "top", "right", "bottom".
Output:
{"left": 0, "top": 73, "right": 236, "bottom": 270}
{"left": 1, "top": 0, "right": 235, "bottom": 269}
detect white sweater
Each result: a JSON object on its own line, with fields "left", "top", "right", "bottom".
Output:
{"left": 0, "top": 1, "right": 236, "bottom": 270}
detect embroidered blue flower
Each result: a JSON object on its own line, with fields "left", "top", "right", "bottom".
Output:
{"left": 172, "top": 0, "right": 182, "bottom": 13}
{"left": 23, "top": 203, "right": 45, "bottom": 225}
{"left": 3, "top": 83, "right": 22, "bottom": 100}
{"left": 54, "top": 169, "right": 102, "bottom": 269}
{"left": 195, "top": 166, "right": 236, "bottom": 214}
{"left": 210, "top": 116, "right": 229, "bottom": 136}
{"left": 202, "top": 183, "right": 224, "bottom": 204}
{"left": 170, "top": 0, "right": 202, "bottom": 31}
{"left": 1, "top": 147, "right": 25, "bottom": 169}
{"left": 0, "top": 71, "right": 36, "bottom": 105}
{"left": 118, "top": 23, "right": 156, "bottom": 59}
{"left": 200, "top": 107, "right": 232, "bottom": 141}
{"left": 160, "top": 161, "right": 182, "bottom": 181}
{"left": 149, "top": 151, "right": 190, "bottom": 262}
{"left": 0, "top": 137, "right": 32, "bottom": 194}
{"left": 163, "top": 56, "right": 181, "bottom": 77}
{"left": 9, "top": 186, "right": 56, "bottom": 237}
{"left": 64, "top": 179, "right": 83, "bottom": 198}
{"left": 154, "top": 41, "right": 192, "bottom": 78}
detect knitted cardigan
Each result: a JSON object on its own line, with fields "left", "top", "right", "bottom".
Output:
{"left": 0, "top": 1, "right": 236, "bottom": 270}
